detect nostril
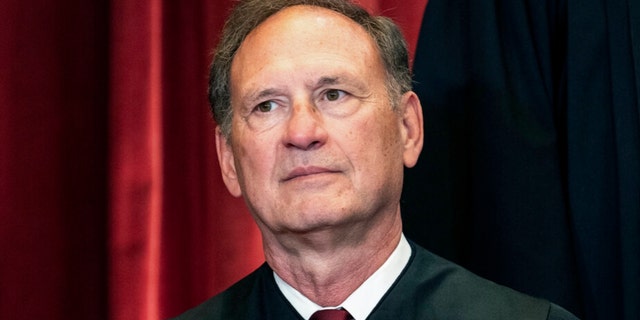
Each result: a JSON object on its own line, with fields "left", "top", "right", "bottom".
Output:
{"left": 306, "top": 140, "right": 322, "bottom": 150}
{"left": 286, "top": 138, "right": 322, "bottom": 151}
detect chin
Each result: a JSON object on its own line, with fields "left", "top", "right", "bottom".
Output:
{"left": 283, "top": 210, "right": 362, "bottom": 234}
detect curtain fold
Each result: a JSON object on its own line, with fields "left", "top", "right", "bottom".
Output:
{"left": 566, "top": 0, "right": 640, "bottom": 318}
{"left": 107, "top": 1, "right": 267, "bottom": 318}
{"left": 108, "top": 1, "right": 165, "bottom": 319}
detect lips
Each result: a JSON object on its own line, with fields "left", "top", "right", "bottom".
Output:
{"left": 282, "top": 166, "right": 338, "bottom": 182}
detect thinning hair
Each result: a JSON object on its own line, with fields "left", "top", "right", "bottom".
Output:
{"left": 209, "top": 0, "right": 412, "bottom": 137}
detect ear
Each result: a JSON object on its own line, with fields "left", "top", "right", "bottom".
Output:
{"left": 399, "top": 91, "right": 424, "bottom": 168}
{"left": 215, "top": 127, "right": 243, "bottom": 197}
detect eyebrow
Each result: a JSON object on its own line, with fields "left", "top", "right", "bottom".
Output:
{"left": 248, "top": 88, "right": 279, "bottom": 104}
{"left": 243, "top": 79, "right": 336, "bottom": 106}
{"left": 241, "top": 73, "right": 367, "bottom": 107}
{"left": 239, "top": 88, "right": 283, "bottom": 111}
{"left": 314, "top": 74, "right": 368, "bottom": 93}
{"left": 316, "top": 76, "right": 340, "bottom": 87}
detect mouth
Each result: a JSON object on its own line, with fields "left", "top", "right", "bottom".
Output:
{"left": 282, "top": 166, "right": 339, "bottom": 182}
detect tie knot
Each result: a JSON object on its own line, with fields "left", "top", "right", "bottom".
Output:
{"left": 309, "top": 308, "right": 354, "bottom": 320}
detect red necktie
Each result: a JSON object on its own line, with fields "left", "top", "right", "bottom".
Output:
{"left": 309, "top": 308, "right": 354, "bottom": 320}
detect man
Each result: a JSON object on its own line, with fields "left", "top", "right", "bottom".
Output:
{"left": 175, "top": 0, "right": 579, "bottom": 319}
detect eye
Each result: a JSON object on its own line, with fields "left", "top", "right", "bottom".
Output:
{"left": 324, "top": 89, "right": 346, "bottom": 101}
{"left": 255, "top": 100, "right": 278, "bottom": 113}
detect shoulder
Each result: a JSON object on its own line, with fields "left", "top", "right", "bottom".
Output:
{"left": 371, "top": 242, "right": 579, "bottom": 319}
{"left": 171, "top": 264, "right": 271, "bottom": 320}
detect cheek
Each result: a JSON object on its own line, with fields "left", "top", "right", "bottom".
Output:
{"left": 234, "top": 138, "right": 277, "bottom": 185}
{"left": 368, "top": 116, "right": 405, "bottom": 181}
{"left": 364, "top": 112, "right": 402, "bottom": 151}
{"left": 342, "top": 113, "right": 400, "bottom": 171}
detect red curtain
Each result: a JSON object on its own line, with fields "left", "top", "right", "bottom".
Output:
{"left": 0, "top": 0, "right": 426, "bottom": 319}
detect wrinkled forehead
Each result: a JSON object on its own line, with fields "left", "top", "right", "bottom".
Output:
{"left": 235, "top": 5, "right": 377, "bottom": 62}
{"left": 230, "top": 5, "right": 382, "bottom": 84}
{"left": 230, "top": 6, "right": 384, "bottom": 97}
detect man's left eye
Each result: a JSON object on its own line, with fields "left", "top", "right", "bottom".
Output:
{"left": 325, "top": 89, "right": 345, "bottom": 101}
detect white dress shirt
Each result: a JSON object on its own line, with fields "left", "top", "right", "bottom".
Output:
{"left": 274, "top": 234, "right": 412, "bottom": 320}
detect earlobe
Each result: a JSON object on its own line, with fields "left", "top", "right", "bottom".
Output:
{"left": 215, "top": 127, "right": 243, "bottom": 197}
{"left": 400, "top": 91, "right": 424, "bottom": 168}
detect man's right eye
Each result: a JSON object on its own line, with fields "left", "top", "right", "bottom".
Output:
{"left": 256, "top": 101, "right": 277, "bottom": 112}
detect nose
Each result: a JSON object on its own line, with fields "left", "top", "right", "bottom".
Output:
{"left": 283, "top": 100, "right": 328, "bottom": 150}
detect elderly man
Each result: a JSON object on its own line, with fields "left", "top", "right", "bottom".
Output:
{"left": 175, "top": 0, "right": 579, "bottom": 319}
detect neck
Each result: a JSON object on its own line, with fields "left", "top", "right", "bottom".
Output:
{"left": 262, "top": 206, "right": 403, "bottom": 306}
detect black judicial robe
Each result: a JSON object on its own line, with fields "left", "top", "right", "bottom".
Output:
{"left": 174, "top": 242, "right": 578, "bottom": 319}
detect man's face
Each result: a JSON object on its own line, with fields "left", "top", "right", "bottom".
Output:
{"left": 217, "top": 5, "right": 422, "bottom": 235}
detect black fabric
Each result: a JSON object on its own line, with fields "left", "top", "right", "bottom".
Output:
{"left": 173, "top": 242, "right": 578, "bottom": 319}
{"left": 171, "top": 263, "right": 303, "bottom": 320}
{"left": 403, "top": 0, "right": 640, "bottom": 319}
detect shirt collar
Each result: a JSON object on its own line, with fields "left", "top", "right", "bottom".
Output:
{"left": 273, "top": 234, "right": 412, "bottom": 320}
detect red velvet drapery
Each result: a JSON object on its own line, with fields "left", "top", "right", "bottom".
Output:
{"left": 0, "top": 0, "right": 427, "bottom": 319}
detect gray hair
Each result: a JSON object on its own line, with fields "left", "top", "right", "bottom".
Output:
{"left": 209, "top": 0, "right": 412, "bottom": 137}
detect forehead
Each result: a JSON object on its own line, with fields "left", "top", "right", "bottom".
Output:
{"left": 230, "top": 5, "right": 381, "bottom": 79}
{"left": 244, "top": 5, "right": 372, "bottom": 42}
